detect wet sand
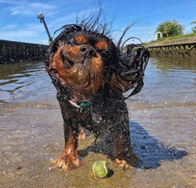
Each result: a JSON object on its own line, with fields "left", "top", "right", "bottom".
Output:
{"left": 0, "top": 58, "right": 196, "bottom": 188}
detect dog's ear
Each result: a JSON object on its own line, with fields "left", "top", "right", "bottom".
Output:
{"left": 111, "top": 44, "right": 150, "bottom": 96}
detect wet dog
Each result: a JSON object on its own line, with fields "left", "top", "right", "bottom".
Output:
{"left": 45, "top": 15, "right": 149, "bottom": 170}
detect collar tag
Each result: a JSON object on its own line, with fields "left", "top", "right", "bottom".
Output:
{"left": 69, "top": 100, "right": 91, "bottom": 108}
{"left": 76, "top": 101, "right": 91, "bottom": 108}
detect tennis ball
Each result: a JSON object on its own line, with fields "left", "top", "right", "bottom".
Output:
{"left": 92, "top": 160, "right": 109, "bottom": 178}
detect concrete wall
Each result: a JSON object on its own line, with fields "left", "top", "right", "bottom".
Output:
{"left": 145, "top": 37, "right": 196, "bottom": 58}
{"left": 0, "top": 40, "right": 48, "bottom": 64}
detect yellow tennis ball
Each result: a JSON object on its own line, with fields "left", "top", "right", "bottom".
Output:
{"left": 92, "top": 160, "right": 109, "bottom": 178}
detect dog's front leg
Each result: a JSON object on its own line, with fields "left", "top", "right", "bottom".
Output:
{"left": 51, "top": 120, "right": 83, "bottom": 170}
{"left": 113, "top": 123, "right": 139, "bottom": 169}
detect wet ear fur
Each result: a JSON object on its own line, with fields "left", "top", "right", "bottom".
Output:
{"left": 111, "top": 44, "right": 150, "bottom": 96}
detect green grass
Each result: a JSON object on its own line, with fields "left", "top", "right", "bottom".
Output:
{"left": 144, "top": 32, "right": 196, "bottom": 45}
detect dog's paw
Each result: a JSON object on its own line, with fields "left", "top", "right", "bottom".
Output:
{"left": 78, "top": 131, "right": 86, "bottom": 141}
{"left": 114, "top": 158, "right": 130, "bottom": 169}
{"left": 78, "top": 126, "right": 86, "bottom": 140}
{"left": 51, "top": 154, "right": 83, "bottom": 170}
{"left": 114, "top": 153, "right": 139, "bottom": 169}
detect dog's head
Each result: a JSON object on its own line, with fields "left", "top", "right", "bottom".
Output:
{"left": 45, "top": 19, "right": 149, "bottom": 102}
{"left": 45, "top": 24, "right": 118, "bottom": 101}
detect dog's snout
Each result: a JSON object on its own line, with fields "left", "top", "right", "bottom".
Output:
{"left": 80, "top": 46, "right": 97, "bottom": 58}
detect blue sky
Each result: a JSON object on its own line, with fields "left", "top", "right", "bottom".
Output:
{"left": 0, "top": 0, "right": 195, "bottom": 44}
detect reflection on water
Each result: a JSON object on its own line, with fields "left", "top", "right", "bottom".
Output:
{"left": 127, "top": 56, "right": 196, "bottom": 108}
{"left": 0, "top": 57, "right": 196, "bottom": 106}
{"left": 0, "top": 61, "right": 55, "bottom": 104}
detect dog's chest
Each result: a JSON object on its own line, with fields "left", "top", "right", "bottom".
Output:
{"left": 76, "top": 100, "right": 127, "bottom": 127}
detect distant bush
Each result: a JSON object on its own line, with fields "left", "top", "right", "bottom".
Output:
{"left": 156, "top": 20, "right": 184, "bottom": 37}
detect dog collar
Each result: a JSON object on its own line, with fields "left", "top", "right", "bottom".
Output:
{"left": 69, "top": 100, "right": 91, "bottom": 108}
{"left": 76, "top": 101, "right": 91, "bottom": 107}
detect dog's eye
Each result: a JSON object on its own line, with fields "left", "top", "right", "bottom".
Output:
{"left": 74, "top": 35, "right": 87, "bottom": 44}
{"left": 50, "top": 66, "right": 58, "bottom": 74}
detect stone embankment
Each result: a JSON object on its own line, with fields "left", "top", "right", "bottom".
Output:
{"left": 146, "top": 37, "right": 196, "bottom": 57}
{"left": 0, "top": 39, "right": 48, "bottom": 64}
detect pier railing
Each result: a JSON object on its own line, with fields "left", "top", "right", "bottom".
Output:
{"left": 0, "top": 40, "right": 48, "bottom": 64}
{"left": 145, "top": 37, "right": 196, "bottom": 57}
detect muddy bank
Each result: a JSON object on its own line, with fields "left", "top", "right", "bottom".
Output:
{"left": 0, "top": 59, "right": 196, "bottom": 187}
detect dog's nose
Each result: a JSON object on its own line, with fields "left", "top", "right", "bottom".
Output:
{"left": 80, "top": 46, "right": 97, "bottom": 58}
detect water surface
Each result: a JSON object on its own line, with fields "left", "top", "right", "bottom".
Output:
{"left": 0, "top": 58, "right": 195, "bottom": 188}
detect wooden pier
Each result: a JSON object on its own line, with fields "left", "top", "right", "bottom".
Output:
{"left": 145, "top": 37, "right": 196, "bottom": 57}
{"left": 0, "top": 40, "right": 48, "bottom": 64}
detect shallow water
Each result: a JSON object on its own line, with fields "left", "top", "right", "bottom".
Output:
{"left": 0, "top": 58, "right": 196, "bottom": 188}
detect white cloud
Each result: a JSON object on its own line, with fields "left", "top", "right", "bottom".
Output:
{"left": 10, "top": 2, "right": 57, "bottom": 16}
{"left": 30, "top": 3, "right": 55, "bottom": 10}
{"left": 0, "top": 21, "right": 49, "bottom": 44}
{"left": 0, "top": 0, "right": 16, "bottom": 4}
